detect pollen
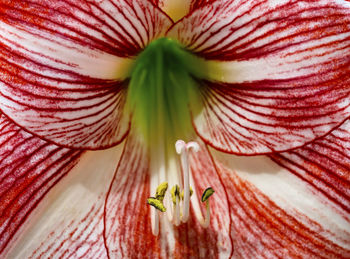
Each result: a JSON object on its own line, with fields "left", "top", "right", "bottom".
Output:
{"left": 147, "top": 140, "right": 215, "bottom": 235}
{"left": 147, "top": 197, "right": 167, "bottom": 212}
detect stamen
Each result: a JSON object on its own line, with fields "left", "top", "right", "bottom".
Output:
{"left": 149, "top": 182, "right": 168, "bottom": 235}
{"left": 148, "top": 140, "right": 214, "bottom": 235}
{"left": 151, "top": 209, "right": 159, "bottom": 236}
{"left": 171, "top": 185, "right": 180, "bottom": 204}
{"left": 147, "top": 197, "right": 167, "bottom": 212}
{"left": 175, "top": 140, "right": 199, "bottom": 222}
{"left": 201, "top": 187, "right": 215, "bottom": 228}
{"left": 170, "top": 185, "right": 180, "bottom": 226}
{"left": 180, "top": 186, "right": 193, "bottom": 200}
{"left": 156, "top": 182, "right": 168, "bottom": 202}
{"left": 201, "top": 187, "right": 215, "bottom": 202}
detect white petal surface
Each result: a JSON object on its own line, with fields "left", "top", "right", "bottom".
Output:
{"left": 7, "top": 142, "right": 124, "bottom": 259}
{"left": 0, "top": 0, "right": 173, "bottom": 149}
{"left": 210, "top": 120, "right": 350, "bottom": 258}
{"left": 169, "top": 0, "right": 350, "bottom": 154}
{"left": 0, "top": 114, "right": 82, "bottom": 256}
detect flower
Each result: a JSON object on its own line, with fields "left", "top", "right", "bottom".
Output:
{"left": 0, "top": 0, "right": 350, "bottom": 258}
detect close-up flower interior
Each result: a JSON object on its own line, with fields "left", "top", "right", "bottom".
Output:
{"left": 0, "top": 0, "right": 349, "bottom": 258}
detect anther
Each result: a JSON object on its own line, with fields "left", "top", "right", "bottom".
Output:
{"left": 149, "top": 140, "right": 209, "bottom": 235}
{"left": 171, "top": 185, "right": 180, "bottom": 204}
{"left": 201, "top": 187, "right": 215, "bottom": 202}
{"left": 201, "top": 187, "right": 215, "bottom": 228}
{"left": 147, "top": 197, "right": 167, "bottom": 212}
{"left": 148, "top": 182, "right": 168, "bottom": 235}
{"left": 156, "top": 182, "right": 168, "bottom": 202}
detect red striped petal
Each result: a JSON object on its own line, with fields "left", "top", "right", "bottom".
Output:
{"left": 104, "top": 135, "right": 162, "bottom": 258}
{"left": 0, "top": 0, "right": 172, "bottom": 149}
{"left": 104, "top": 135, "right": 232, "bottom": 258}
{"left": 0, "top": 114, "right": 83, "bottom": 256}
{"left": 3, "top": 132, "right": 124, "bottom": 258}
{"left": 8, "top": 145, "right": 124, "bottom": 258}
{"left": 188, "top": 0, "right": 218, "bottom": 12}
{"left": 211, "top": 122, "right": 350, "bottom": 258}
{"left": 186, "top": 141, "right": 233, "bottom": 258}
{"left": 271, "top": 119, "right": 350, "bottom": 219}
{"left": 169, "top": 0, "right": 350, "bottom": 154}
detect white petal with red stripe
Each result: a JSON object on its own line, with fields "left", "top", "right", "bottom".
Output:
{"left": 169, "top": 0, "right": 350, "bottom": 154}
{"left": 210, "top": 121, "right": 350, "bottom": 258}
{"left": 0, "top": 0, "right": 173, "bottom": 149}
{"left": 271, "top": 119, "right": 350, "bottom": 224}
{"left": 0, "top": 114, "right": 83, "bottom": 256}
{"left": 104, "top": 134, "right": 232, "bottom": 258}
{"left": 6, "top": 136, "right": 124, "bottom": 258}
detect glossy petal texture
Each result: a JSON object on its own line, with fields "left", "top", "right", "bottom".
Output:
{"left": 169, "top": 0, "right": 350, "bottom": 154}
{"left": 104, "top": 135, "right": 232, "bottom": 258}
{"left": 0, "top": 0, "right": 173, "bottom": 149}
{"left": 6, "top": 144, "right": 123, "bottom": 258}
{"left": 211, "top": 120, "right": 350, "bottom": 258}
{"left": 0, "top": 114, "right": 82, "bottom": 256}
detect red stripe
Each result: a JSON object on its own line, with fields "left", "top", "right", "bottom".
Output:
{"left": 104, "top": 133, "right": 161, "bottom": 259}
{"left": 30, "top": 203, "right": 108, "bottom": 259}
{"left": 174, "top": 0, "right": 350, "bottom": 154}
{"left": 0, "top": 0, "right": 162, "bottom": 56}
{"left": 171, "top": 0, "right": 350, "bottom": 59}
{"left": 104, "top": 135, "right": 233, "bottom": 258}
{"left": 0, "top": 115, "right": 82, "bottom": 255}
{"left": 271, "top": 120, "right": 350, "bottom": 217}
{"left": 0, "top": 0, "right": 173, "bottom": 150}
{"left": 214, "top": 154, "right": 350, "bottom": 258}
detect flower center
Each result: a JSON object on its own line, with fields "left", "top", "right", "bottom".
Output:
{"left": 147, "top": 140, "right": 215, "bottom": 236}
{"left": 126, "top": 38, "right": 212, "bottom": 235}
{"left": 126, "top": 37, "right": 204, "bottom": 149}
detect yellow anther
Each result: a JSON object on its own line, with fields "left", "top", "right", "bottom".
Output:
{"left": 201, "top": 187, "right": 215, "bottom": 202}
{"left": 155, "top": 182, "right": 168, "bottom": 202}
{"left": 171, "top": 185, "right": 180, "bottom": 204}
{"left": 180, "top": 186, "right": 193, "bottom": 200}
{"left": 147, "top": 197, "right": 166, "bottom": 212}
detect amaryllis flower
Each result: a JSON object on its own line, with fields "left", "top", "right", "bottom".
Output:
{"left": 0, "top": 0, "right": 350, "bottom": 258}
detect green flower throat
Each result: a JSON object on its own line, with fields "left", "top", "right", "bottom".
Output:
{"left": 127, "top": 38, "right": 205, "bottom": 148}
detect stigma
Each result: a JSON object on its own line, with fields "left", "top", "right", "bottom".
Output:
{"left": 147, "top": 140, "right": 215, "bottom": 236}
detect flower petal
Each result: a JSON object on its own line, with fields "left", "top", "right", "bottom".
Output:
{"left": 4, "top": 131, "right": 124, "bottom": 258}
{"left": 0, "top": 114, "right": 82, "bottom": 256}
{"left": 210, "top": 121, "right": 350, "bottom": 258}
{"left": 104, "top": 134, "right": 232, "bottom": 258}
{"left": 271, "top": 119, "right": 350, "bottom": 220}
{"left": 169, "top": 0, "right": 350, "bottom": 154}
{"left": 0, "top": 0, "right": 173, "bottom": 149}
